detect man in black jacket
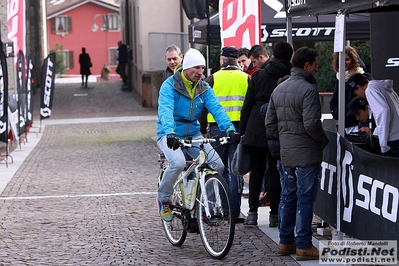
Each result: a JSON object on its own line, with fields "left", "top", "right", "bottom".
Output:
{"left": 240, "top": 42, "right": 293, "bottom": 227}
{"left": 247, "top": 45, "right": 269, "bottom": 69}
{"left": 116, "top": 41, "right": 129, "bottom": 87}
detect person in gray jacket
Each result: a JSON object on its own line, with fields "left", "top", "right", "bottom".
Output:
{"left": 265, "top": 47, "right": 329, "bottom": 261}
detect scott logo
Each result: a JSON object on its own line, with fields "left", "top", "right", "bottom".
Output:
{"left": 320, "top": 149, "right": 399, "bottom": 224}
{"left": 385, "top": 57, "right": 399, "bottom": 67}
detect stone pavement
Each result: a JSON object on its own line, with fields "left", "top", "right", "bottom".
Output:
{"left": 0, "top": 80, "right": 307, "bottom": 265}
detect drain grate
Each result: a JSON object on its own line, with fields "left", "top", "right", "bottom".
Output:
{"left": 79, "top": 130, "right": 100, "bottom": 134}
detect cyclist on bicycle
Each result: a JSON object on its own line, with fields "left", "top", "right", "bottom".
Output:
{"left": 156, "top": 48, "right": 241, "bottom": 222}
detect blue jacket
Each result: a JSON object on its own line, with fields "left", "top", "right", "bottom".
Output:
{"left": 157, "top": 68, "right": 235, "bottom": 139}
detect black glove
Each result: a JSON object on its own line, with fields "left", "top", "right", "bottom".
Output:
{"left": 166, "top": 134, "right": 180, "bottom": 150}
{"left": 228, "top": 131, "right": 241, "bottom": 145}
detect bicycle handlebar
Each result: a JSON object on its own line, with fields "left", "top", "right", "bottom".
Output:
{"left": 178, "top": 136, "right": 230, "bottom": 148}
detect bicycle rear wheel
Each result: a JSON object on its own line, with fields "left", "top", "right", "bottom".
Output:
{"left": 197, "top": 174, "right": 235, "bottom": 259}
{"left": 161, "top": 182, "right": 187, "bottom": 246}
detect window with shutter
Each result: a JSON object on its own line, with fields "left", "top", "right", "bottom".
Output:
{"left": 59, "top": 50, "right": 74, "bottom": 70}
{"left": 110, "top": 48, "right": 118, "bottom": 66}
{"left": 69, "top": 51, "right": 74, "bottom": 69}
{"left": 106, "top": 14, "right": 120, "bottom": 31}
{"left": 67, "top": 17, "right": 72, "bottom": 33}
{"left": 55, "top": 16, "right": 69, "bottom": 35}
{"left": 51, "top": 18, "right": 56, "bottom": 34}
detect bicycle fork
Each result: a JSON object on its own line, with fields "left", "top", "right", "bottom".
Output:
{"left": 197, "top": 171, "right": 222, "bottom": 218}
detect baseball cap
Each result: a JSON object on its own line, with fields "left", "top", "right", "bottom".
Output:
{"left": 220, "top": 46, "right": 239, "bottom": 58}
{"left": 347, "top": 73, "right": 368, "bottom": 93}
{"left": 347, "top": 97, "right": 368, "bottom": 116}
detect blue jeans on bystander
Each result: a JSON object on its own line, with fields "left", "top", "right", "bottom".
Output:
{"left": 277, "top": 161, "right": 321, "bottom": 249}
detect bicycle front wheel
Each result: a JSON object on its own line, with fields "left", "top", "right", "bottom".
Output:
{"left": 162, "top": 181, "right": 187, "bottom": 246}
{"left": 197, "top": 174, "right": 235, "bottom": 259}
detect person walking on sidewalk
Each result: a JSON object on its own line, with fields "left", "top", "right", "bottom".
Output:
{"left": 79, "top": 47, "right": 92, "bottom": 87}
{"left": 203, "top": 46, "right": 250, "bottom": 223}
{"left": 239, "top": 42, "right": 293, "bottom": 226}
{"left": 156, "top": 48, "right": 240, "bottom": 222}
{"left": 265, "top": 46, "right": 329, "bottom": 261}
{"left": 116, "top": 40, "right": 129, "bottom": 87}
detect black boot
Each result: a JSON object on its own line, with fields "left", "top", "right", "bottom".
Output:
{"left": 244, "top": 212, "right": 258, "bottom": 225}
{"left": 269, "top": 214, "right": 278, "bottom": 227}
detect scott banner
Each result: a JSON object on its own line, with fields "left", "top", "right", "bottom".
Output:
{"left": 285, "top": 0, "right": 399, "bottom": 17}
{"left": 219, "top": 0, "right": 261, "bottom": 48}
{"left": 316, "top": 131, "right": 399, "bottom": 242}
{"left": 40, "top": 53, "right": 56, "bottom": 120}
{"left": 16, "top": 50, "right": 26, "bottom": 136}
{"left": 0, "top": 48, "right": 8, "bottom": 143}
{"left": 26, "top": 55, "right": 34, "bottom": 127}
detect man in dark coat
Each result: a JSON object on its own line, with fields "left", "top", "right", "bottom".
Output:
{"left": 266, "top": 47, "right": 329, "bottom": 261}
{"left": 239, "top": 42, "right": 293, "bottom": 226}
{"left": 79, "top": 47, "right": 91, "bottom": 87}
{"left": 116, "top": 41, "right": 128, "bottom": 86}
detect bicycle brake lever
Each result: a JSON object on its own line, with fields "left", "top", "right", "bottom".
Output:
{"left": 219, "top": 137, "right": 229, "bottom": 145}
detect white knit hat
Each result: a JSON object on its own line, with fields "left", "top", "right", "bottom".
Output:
{"left": 183, "top": 48, "right": 205, "bottom": 70}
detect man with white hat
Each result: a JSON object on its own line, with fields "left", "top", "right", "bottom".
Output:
{"left": 156, "top": 48, "right": 241, "bottom": 221}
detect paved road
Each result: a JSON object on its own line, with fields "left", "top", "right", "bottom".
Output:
{"left": 0, "top": 80, "right": 299, "bottom": 265}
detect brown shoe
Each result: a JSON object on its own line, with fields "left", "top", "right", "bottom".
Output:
{"left": 296, "top": 245, "right": 320, "bottom": 261}
{"left": 278, "top": 243, "right": 296, "bottom": 255}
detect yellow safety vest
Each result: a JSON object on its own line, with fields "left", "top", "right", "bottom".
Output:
{"left": 208, "top": 69, "right": 248, "bottom": 123}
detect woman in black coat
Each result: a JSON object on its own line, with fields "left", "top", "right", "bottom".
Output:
{"left": 79, "top": 47, "right": 92, "bottom": 87}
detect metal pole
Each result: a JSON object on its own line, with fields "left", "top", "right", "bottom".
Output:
{"left": 337, "top": 14, "right": 347, "bottom": 137}
{"left": 333, "top": 11, "right": 346, "bottom": 243}
{"left": 105, "top": 30, "right": 108, "bottom": 65}
{"left": 124, "top": 0, "right": 132, "bottom": 90}
{"left": 286, "top": 17, "right": 293, "bottom": 45}
{"left": 206, "top": 0, "right": 211, "bottom": 76}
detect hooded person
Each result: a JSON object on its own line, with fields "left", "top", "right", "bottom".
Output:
{"left": 156, "top": 48, "right": 241, "bottom": 221}
{"left": 348, "top": 73, "right": 399, "bottom": 157}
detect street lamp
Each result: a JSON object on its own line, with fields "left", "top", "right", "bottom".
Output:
{"left": 91, "top": 13, "right": 120, "bottom": 65}
{"left": 91, "top": 14, "right": 107, "bottom": 32}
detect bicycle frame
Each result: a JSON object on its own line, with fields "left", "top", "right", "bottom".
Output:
{"left": 159, "top": 136, "right": 235, "bottom": 258}
{"left": 173, "top": 137, "right": 228, "bottom": 218}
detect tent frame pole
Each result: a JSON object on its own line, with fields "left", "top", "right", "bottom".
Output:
{"left": 206, "top": 0, "right": 211, "bottom": 76}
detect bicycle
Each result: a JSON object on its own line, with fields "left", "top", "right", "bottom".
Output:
{"left": 157, "top": 136, "right": 235, "bottom": 259}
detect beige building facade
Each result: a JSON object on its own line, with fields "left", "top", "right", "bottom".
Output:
{"left": 121, "top": 0, "right": 192, "bottom": 107}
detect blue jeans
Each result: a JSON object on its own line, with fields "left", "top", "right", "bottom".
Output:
{"left": 277, "top": 161, "right": 320, "bottom": 249}
{"left": 209, "top": 125, "right": 243, "bottom": 218}
{"left": 157, "top": 135, "right": 224, "bottom": 203}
